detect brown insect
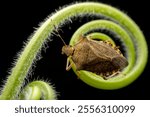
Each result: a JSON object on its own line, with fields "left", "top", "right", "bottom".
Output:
{"left": 61, "top": 35, "right": 128, "bottom": 79}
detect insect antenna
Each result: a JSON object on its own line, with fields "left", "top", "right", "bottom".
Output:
{"left": 53, "top": 25, "right": 66, "bottom": 46}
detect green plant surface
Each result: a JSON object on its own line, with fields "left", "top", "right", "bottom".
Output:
{"left": 0, "top": 2, "right": 148, "bottom": 99}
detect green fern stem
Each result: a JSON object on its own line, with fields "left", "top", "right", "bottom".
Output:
{"left": 0, "top": 2, "right": 148, "bottom": 99}
{"left": 19, "top": 81, "right": 56, "bottom": 100}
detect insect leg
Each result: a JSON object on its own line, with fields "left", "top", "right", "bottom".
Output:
{"left": 66, "top": 58, "right": 73, "bottom": 71}
{"left": 104, "top": 71, "right": 121, "bottom": 80}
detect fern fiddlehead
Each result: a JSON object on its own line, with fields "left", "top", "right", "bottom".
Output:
{"left": 0, "top": 2, "right": 148, "bottom": 99}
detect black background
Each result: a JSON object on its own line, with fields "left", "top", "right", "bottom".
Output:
{"left": 0, "top": 0, "right": 150, "bottom": 99}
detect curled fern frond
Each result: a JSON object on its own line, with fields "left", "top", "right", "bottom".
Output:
{"left": 0, "top": 2, "right": 148, "bottom": 99}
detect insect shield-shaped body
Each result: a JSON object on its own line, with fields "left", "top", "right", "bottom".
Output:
{"left": 61, "top": 36, "right": 128, "bottom": 79}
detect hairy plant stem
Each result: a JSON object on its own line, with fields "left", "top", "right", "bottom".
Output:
{"left": 0, "top": 2, "right": 148, "bottom": 99}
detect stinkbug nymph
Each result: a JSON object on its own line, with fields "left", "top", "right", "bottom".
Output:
{"left": 61, "top": 36, "right": 128, "bottom": 79}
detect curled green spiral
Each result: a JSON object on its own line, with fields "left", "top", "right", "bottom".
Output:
{"left": 68, "top": 3, "right": 148, "bottom": 89}
{"left": 0, "top": 2, "right": 148, "bottom": 99}
{"left": 18, "top": 81, "right": 57, "bottom": 100}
